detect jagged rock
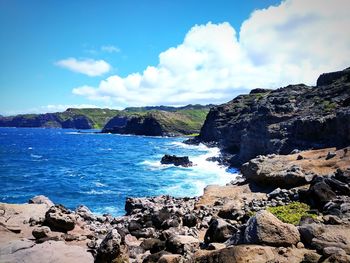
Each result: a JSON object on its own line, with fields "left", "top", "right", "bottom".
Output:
{"left": 75, "top": 205, "right": 96, "bottom": 221}
{"left": 182, "top": 214, "right": 197, "bottom": 227}
{"left": 161, "top": 155, "right": 193, "bottom": 167}
{"left": 28, "top": 195, "right": 54, "bottom": 207}
{"left": 298, "top": 223, "right": 350, "bottom": 254}
{"left": 204, "top": 218, "right": 237, "bottom": 244}
{"left": 95, "top": 229, "right": 122, "bottom": 263}
{"left": 166, "top": 235, "right": 199, "bottom": 255}
{"left": 197, "top": 68, "right": 350, "bottom": 166}
{"left": 32, "top": 226, "right": 51, "bottom": 239}
{"left": 44, "top": 205, "right": 75, "bottom": 232}
{"left": 244, "top": 210, "right": 300, "bottom": 246}
{"left": 141, "top": 238, "right": 165, "bottom": 253}
{"left": 130, "top": 227, "right": 156, "bottom": 239}
{"left": 308, "top": 179, "right": 337, "bottom": 209}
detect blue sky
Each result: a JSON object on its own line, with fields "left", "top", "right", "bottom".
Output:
{"left": 1, "top": 0, "right": 349, "bottom": 115}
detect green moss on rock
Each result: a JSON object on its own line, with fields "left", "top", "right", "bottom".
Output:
{"left": 267, "top": 202, "right": 316, "bottom": 225}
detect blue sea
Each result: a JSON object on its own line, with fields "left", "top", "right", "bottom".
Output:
{"left": 0, "top": 128, "right": 238, "bottom": 215}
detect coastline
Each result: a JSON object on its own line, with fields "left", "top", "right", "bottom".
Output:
{"left": 1, "top": 146, "right": 350, "bottom": 262}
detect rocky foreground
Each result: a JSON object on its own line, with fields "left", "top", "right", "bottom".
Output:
{"left": 1, "top": 147, "right": 350, "bottom": 263}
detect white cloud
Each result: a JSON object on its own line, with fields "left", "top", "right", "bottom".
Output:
{"left": 72, "top": 0, "right": 350, "bottom": 106}
{"left": 101, "top": 45, "right": 120, "bottom": 53}
{"left": 56, "top": 58, "right": 111, "bottom": 77}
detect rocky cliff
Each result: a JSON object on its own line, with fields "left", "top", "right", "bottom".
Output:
{"left": 0, "top": 108, "right": 121, "bottom": 130}
{"left": 102, "top": 108, "right": 210, "bottom": 136}
{"left": 196, "top": 68, "right": 350, "bottom": 166}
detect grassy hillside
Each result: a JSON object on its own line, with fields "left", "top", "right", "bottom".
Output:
{"left": 0, "top": 105, "right": 212, "bottom": 134}
{"left": 57, "top": 108, "right": 121, "bottom": 129}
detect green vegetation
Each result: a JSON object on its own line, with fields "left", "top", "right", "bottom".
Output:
{"left": 147, "top": 108, "right": 210, "bottom": 135}
{"left": 267, "top": 202, "right": 316, "bottom": 225}
{"left": 57, "top": 108, "right": 121, "bottom": 129}
{"left": 322, "top": 100, "right": 337, "bottom": 112}
{"left": 1, "top": 105, "right": 210, "bottom": 134}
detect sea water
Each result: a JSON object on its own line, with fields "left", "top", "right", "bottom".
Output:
{"left": 0, "top": 127, "right": 238, "bottom": 215}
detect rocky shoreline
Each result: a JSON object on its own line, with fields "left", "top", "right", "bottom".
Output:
{"left": 1, "top": 146, "right": 349, "bottom": 262}
{"left": 1, "top": 68, "right": 350, "bottom": 262}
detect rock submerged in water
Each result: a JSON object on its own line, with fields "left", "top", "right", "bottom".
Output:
{"left": 161, "top": 154, "right": 193, "bottom": 167}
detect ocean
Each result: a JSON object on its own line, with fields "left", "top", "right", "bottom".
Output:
{"left": 0, "top": 127, "right": 238, "bottom": 215}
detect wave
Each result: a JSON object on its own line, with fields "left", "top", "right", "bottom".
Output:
{"left": 82, "top": 189, "right": 116, "bottom": 195}
{"left": 30, "top": 154, "right": 42, "bottom": 159}
{"left": 94, "top": 182, "right": 107, "bottom": 187}
{"left": 140, "top": 160, "right": 174, "bottom": 170}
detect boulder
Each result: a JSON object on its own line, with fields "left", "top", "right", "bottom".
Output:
{"left": 182, "top": 213, "right": 197, "bottom": 227}
{"left": 141, "top": 238, "right": 166, "bottom": 253}
{"left": 166, "top": 235, "right": 199, "bottom": 255}
{"left": 158, "top": 254, "right": 184, "bottom": 263}
{"left": 28, "top": 195, "right": 54, "bottom": 207}
{"left": 32, "top": 226, "right": 51, "bottom": 239}
{"left": 308, "top": 180, "right": 337, "bottom": 208}
{"left": 143, "top": 251, "right": 172, "bottom": 263}
{"left": 44, "top": 205, "right": 75, "bottom": 232}
{"left": 244, "top": 210, "right": 300, "bottom": 246}
{"left": 241, "top": 157, "right": 307, "bottom": 187}
{"left": 204, "top": 218, "right": 237, "bottom": 244}
{"left": 161, "top": 155, "right": 193, "bottom": 167}
{"left": 95, "top": 229, "right": 122, "bottom": 263}
{"left": 195, "top": 245, "right": 275, "bottom": 263}
{"left": 298, "top": 223, "right": 350, "bottom": 254}
{"left": 75, "top": 205, "right": 96, "bottom": 221}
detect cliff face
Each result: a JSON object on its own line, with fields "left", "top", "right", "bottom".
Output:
{"left": 0, "top": 113, "right": 93, "bottom": 129}
{"left": 198, "top": 68, "right": 350, "bottom": 166}
{"left": 102, "top": 109, "right": 210, "bottom": 136}
{"left": 0, "top": 108, "right": 121, "bottom": 130}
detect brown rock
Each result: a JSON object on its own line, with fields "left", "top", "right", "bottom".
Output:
{"left": 195, "top": 245, "right": 275, "bottom": 263}
{"left": 28, "top": 195, "right": 54, "bottom": 207}
{"left": 244, "top": 210, "right": 300, "bottom": 246}
{"left": 32, "top": 226, "right": 51, "bottom": 239}
{"left": 158, "top": 254, "right": 184, "bottom": 263}
{"left": 44, "top": 205, "right": 75, "bottom": 232}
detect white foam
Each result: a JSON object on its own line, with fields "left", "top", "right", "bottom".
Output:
{"left": 141, "top": 160, "right": 173, "bottom": 170}
{"left": 168, "top": 141, "right": 209, "bottom": 151}
{"left": 94, "top": 182, "right": 107, "bottom": 187}
{"left": 30, "top": 154, "right": 42, "bottom": 159}
{"left": 83, "top": 189, "right": 115, "bottom": 195}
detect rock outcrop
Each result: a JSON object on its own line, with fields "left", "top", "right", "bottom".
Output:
{"left": 241, "top": 147, "right": 350, "bottom": 187}
{"left": 244, "top": 210, "right": 300, "bottom": 247}
{"left": 195, "top": 68, "right": 350, "bottom": 166}
{"left": 102, "top": 108, "right": 210, "bottom": 136}
{"left": 161, "top": 155, "right": 193, "bottom": 167}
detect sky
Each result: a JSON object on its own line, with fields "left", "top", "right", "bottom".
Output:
{"left": 0, "top": 0, "right": 349, "bottom": 115}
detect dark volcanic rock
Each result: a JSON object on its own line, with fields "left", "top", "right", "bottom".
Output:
{"left": 95, "top": 229, "right": 122, "bottom": 263}
{"left": 197, "top": 68, "right": 350, "bottom": 166}
{"left": 102, "top": 115, "right": 164, "bottom": 136}
{"left": 44, "top": 205, "right": 75, "bottom": 232}
{"left": 204, "top": 219, "right": 237, "bottom": 244}
{"left": 0, "top": 113, "right": 93, "bottom": 129}
{"left": 161, "top": 155, "right": 193, "bottom": 167}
